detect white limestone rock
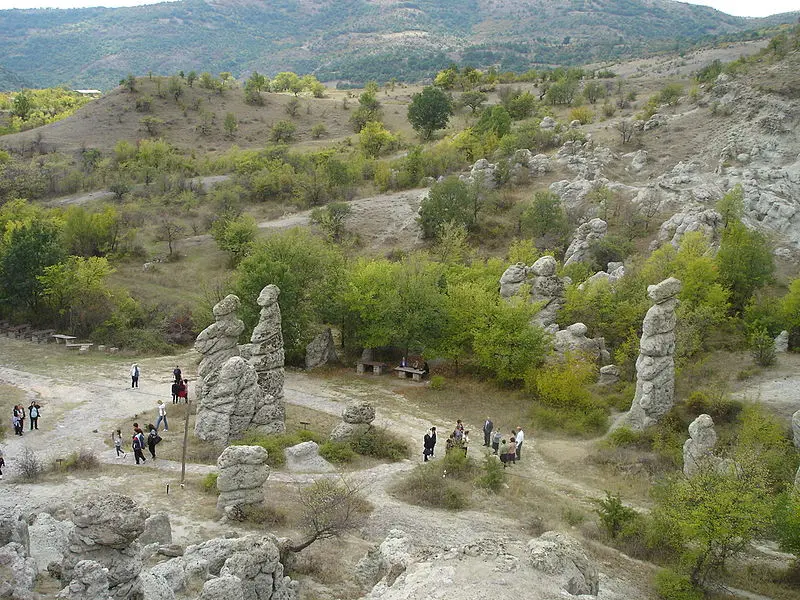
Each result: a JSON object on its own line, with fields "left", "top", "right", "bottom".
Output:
{"left": 683, "top": 414, "right": 720, "bottom": 477}
{"left": 343, "top": 400, "right": 376, "bottom": 425}
{"left": 57, "top": 560, "right": 112, "bottom": 600}
{"left": 793, "top": 409, "right": 800, "bottom": 449}
{"left": 216, "top": 446, "right": 270, "bottom": 512}
{"left": 305, "top": 328, "right": 338, "bottom": 369}
{"left": 527, "top": 531, "right": 599, "bottom": 596}
{"left": 564, "top": 218, "right": 608, "bottom": 266}
{"left": 775, "top": 330, "right": 789, "bottom": 353}
{"left": 284, "top": 441, "right": 335, "bottom": 473}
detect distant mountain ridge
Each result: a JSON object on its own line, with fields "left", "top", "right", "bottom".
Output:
{"left": 0, "top": 0, "right": 796, "bottom": 90}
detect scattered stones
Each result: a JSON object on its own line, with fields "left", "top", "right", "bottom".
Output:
{"left": 305, "top": 327, "right": 338, "bottom": 369}
{"left": 540, "top": 116, "right": 556, "bottom": 130}
{"left": 617, "top": 278, "right": 681, "bottom": 430}
{"left": 216, "top": 445, "right": 270, "bottom": 513}
{"left": 564, "top": 218, "right": 607, "bottom": 266}
{"left": 775, "top": 330, "right": 789, "bottom": 353}
{"left": 330, "top": 400, "right": 376, "bottom": 442}
{"left": 284, "top": 441, "right": 336, "bottom": 473}
{"left": 60, "top": 494, "right": 149, "bottom": 600}
{"left": 527, "top": 531, "right": 599, "bottom": 596}
{"left": 683, "top": 414, "right": 721, "bottom": 477}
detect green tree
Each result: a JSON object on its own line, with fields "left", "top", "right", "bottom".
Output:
{"left": 168, "top": 75, "right": 183, "bottom": 101}
{"left": 583, "top": 81, "right": 606, "bottom": 104}
{"left": 11, "top": 90, "right": 32, "bottom": 120}
{"left": 519, "top": 190, "right": 569, "bottom": 248}
{"left": 310, "top": 202, "right": 351, "bottom": 243}
{"left": 407, "top": 86, "right": 453, "bottom": 140}
{"left": 474, "top": 105, "right": 511, "bottom": 138}
{"left": 271, "top": 120, "right": 296, "bottom": 143}
{"left": 349, "top": 90, "right": 382, "bottom": 133}
{"left": 716, "top": 221, "right": 774, "bottom": 312}
{"left": 460, "top": 91, "right": 487, "bottom": 113}
{"left": 715, "top": 184, "right": 744, "bottom": 228}
{"left": 272, "top": 71, "right": 301, "bottom": 93}
{"left": 246, "top": 71, "right": 269, "bottom": 92}
{"left": 224, "top": 112, "right": 238, "bottom": 137}
{"left": 211, "top": 214, "right": 257, "bottom": 265}
{"left": 418, "top": 176, "right": 480, "bottom": 240}
{"left": 358, "top": 121, "right": 396, "bottom": 158}
{"left": 233, "top": 229, "right": 346, "bottom": 364}
{"left": 186, "top": 71, "right": 197, "bottom": 88}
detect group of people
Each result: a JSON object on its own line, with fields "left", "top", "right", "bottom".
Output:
{"left": 114, "top": 420, "right": 163, "bottom": 465}
{"left": 11, "top": 402, "right": 41, "bottom": 436}
{"left": 424, "top": 417, "right": 527, "bottom": 468}
{"left": 171, "top": 366, "right": 189, "bottom": 404}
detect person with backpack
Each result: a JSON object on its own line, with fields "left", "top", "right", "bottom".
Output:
{"left": 147, "top": 424, "right": 161, "bottom": 460}
{"left": 132, "top": 427, "right": 146, "bottom": 464}
{"left": 155, "top": 400, "right": 168, "bottom": 432}
{"left": 130, "top": 364, "right": 140, "bottom": 389}
{"left": 28, "top": 401, "right": 40, "bottom": 430}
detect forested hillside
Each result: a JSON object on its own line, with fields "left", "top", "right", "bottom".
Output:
{"left": 0, "top": 0, "right": 796, "bottom": 89}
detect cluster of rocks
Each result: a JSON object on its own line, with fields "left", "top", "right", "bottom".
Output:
{"left": 564, "top": 218, "right": 608, "bottom": 266}
{"left": 617, "top": 278, "right": 681, "bottom": 430}
{"left": 499, "top": 256, "right": 568, "bottom": 330}
{"left": 305, "top": 327, "right": 338, "bottom": 369}
{"left": 0, "top": 511, "right": 37, "bottom": 600}
{"left": 216, "top": 445, "right": 270, "bottom": 515}
{"left": 654, "top": 206, "right": 723, "bottom": 250}
{"left": 555, "top": 142, "right": 615, "bottom": 181}
{"left": 552, "top": 323, "right": 610, "bottom": 366}
{"left": 194, "top": 286, "right": 286, "bottom": 449}
{"left": 330, "top": 400, "right": 376, "bottom": 442}
{"left": 682, "top": 414, "right": 727, "bottom": 477}
{"left": 459, "top": 150, "right": 552, "bottom": 190}
{"left": 579, "top": 262, "right": 625, "bottom": 290}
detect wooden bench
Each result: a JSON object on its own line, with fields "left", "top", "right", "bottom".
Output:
{"left": 66, "top": 342, "right": 94, "bottom": 352}
{"left": 394, "top": 366, "right": 427, "bottom": 381}
{"left": 52, "top": 334, "right": 77, "bottom": 344}
{"left": 356, "top": 361, "right": 388, "bottom": 375}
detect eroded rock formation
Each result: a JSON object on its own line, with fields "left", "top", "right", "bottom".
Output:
{"left": 305, "top": 327, "right": 338, "bottom": 369}
{"left": 683, "top": 414, "right": 724, "bottom": 477}
{"left": 330, "top": 400, "right": 375, "bottom": 442}
{"left": 618, "top": 277, "right": 681, "bottom": 430}
{"left": 284, "top": 441, "right": 336, "bottom": 473}
{"left": 792, "top": 409, "right": 800, "bottom": 449}
{"left": 526, "top": 531, "right": 599, "bottom": 596}
{"left": 552, "top": 323, "right": 609, "bottom": 364}
{"left": 216, "top": 445, "right": 270, "bottom": 514}
{"left": 564, "top": 218, "right": 607, "bottom": 266}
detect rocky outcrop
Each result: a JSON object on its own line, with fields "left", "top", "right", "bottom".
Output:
{"left": 305, "top": 328, "right": 338, "bottom": 369}
{"left": 29, "top": 512, "right": 75, "bottom": 571}
{"left": 498, "top": 256, "right": 569, "bottom": 330}
{"left": 355, "top": 529, "right": 414, "bottom": 590}
{"left": 216, "top": 445, "right": 270, "bottom": 514}
{"left": 509, "top": 149, "right": 552, "bottom": 185}
{"left": 775, "top": 330, "right": 789, "bottom": 354}
{"left": 552, "top": 323, "right": 608, "bottom": 364}
{"left": 330, "top": 400, "right": 375, "bottom": 442}
{"left": 499, "top": 263, "right": 529, "bottom": 298}
{"left": 57, "top": 560, "right": 112, "bottom": 600}
{"left": 138, "top": 514, "right": 172, "bottom": 548}
{"left": 60, "top": 494, "right": 149, "bottom": 600}
{"left": 0, "top": 510, "right": 30, "bottom": 553}
{"left": 284, "top": 441, "right": 335, "bottom": 473}
{"left": 618, "top": 278, "right": 681, "bottom": 430}
{"left": 0, "top": 541, "right": 38, "bottom": 600}
{"left": 196, "top": 294, "right": 246, "bottom": 401}
{"left": 527, "top": 531, "right": 599, "bottom": 596}
{"left": 683, "top": 414, "right": 723, "bottom": 477}
{"left": 598, "top": 365, "right": 620, "bottom": 385}
{"left": 246, "top": 284, "right": 286, "bottom": 436}
{"left": 656, "top": 206, "right": 723, "bottom": 250}
{"left": 793, "top": 409, "right": 800, "bottom": 449}
{"left": 564, "top": 219, "right": 607, "bottom": 266}
{"left": 579, "top": 262, "right": 625, "bottom": 290}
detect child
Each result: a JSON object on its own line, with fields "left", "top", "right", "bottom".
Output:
{"left": 112, "top": 429, "right": 125, "bottom": 458}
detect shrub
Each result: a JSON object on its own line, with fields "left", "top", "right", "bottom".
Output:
{"left": 393, "top": 463, "right": 470, "bottom": 510}
{"left": 476, "top": 454, "right": 505, "bottom": 492}
{"left": 350, "top": 427, "right": 410, "bottom": 461}
{"left": 61, "top": 448, "right": 100, "bottom": 472}
{"left": 429, "top": 374, "right": 446, "bottom": 390}
{"left": 654, "top": 569, "right": 703, "bottom": 600}
{"left": 750, "top": 327, "right": 776, "bottom": 367}
{"left": 561, "top": 506, "right": 585, "bottom": 526}
{"left": 239, "top": 503, "right": 287, "bottom": 526}
{"left": 569, "top": 106, "right": 594, "bottom": 124}
{"left": 441, "top": 448, "right": 478, "bottom": 480}
{"left": 16, "top": 447, "right": 44, "bottom": 482}
{"left": 593, "top": 491, "right": 637, "bottom": 539}
{"left": 318, "top": 440, "right": 357, "bottom": 464}
{"left": 606, "top": 426, "right": 648, "bottom": 449}
{"left": 201, "top": 472, "right": 219, "bottom": 494}
{"left": 683, "top": 391, "right": 742, "bottom": 424}
{"left": 311, "top": 123, "right": 328, "bottom": 139}
{"left": 233, "top": 430, "right": 323, "bottom": 468}
{"left": 271, "top": 120, "right": 297, "bottom": 143}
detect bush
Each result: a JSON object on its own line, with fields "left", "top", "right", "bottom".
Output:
{"left": 750, "top": 327, "right": 776, "bottom": 367}
{"left": 350, "top": 427, "right": 410, "bottom": 461}
{"left": 476, "top": 454, "right": 505, "bottom": 492}
{"left": 393, "top": 462, "right": 471, "bottom": 510}
{"left": 318, "top": 440, "right": 357, "bottom": 464}
{"left": 271, "top": 120, "right": 297, "bottom": 143}
{"left": 233, "top": 430, "right": 323, "bottom": 468}
{"left": 593, "top": 491, "right": 637, "bottom": 539}
{"left": 61, "top": 448, "right": 100, "bottom": 472}
{"left": 16, "top": 447, "right": 44, "bottom": 482}
{"left": 683, "top": 391, "right": 742, "bottom": 424}
{"left": 569, "top": 106, "right": 594, "bottom": 124}
{"left": 605, "top": 426, "right": 648, "bottom": 449}
{"left": 654, "top": 569, "right": 703, "bottom": 600}
{"left": 201, "top": 472, "right": 219, "bottom": 494}
{"left": 429, "top": 374, "right": 446, "bottom": 390}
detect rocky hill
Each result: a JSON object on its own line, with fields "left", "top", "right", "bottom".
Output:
{"left": 0, "top": 0, "right": 797, "bottom": 90}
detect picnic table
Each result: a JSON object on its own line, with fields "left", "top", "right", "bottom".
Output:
{"left": 356, "top": 361, "right": 389, "bottom": 375}
{"left": 52, "top": 334, "right": 77, "bottom": 344}
{"left": 394, "top": 366, "right": 427, "bottom": 382}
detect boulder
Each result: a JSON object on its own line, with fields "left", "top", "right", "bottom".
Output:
{"left": 139, "top": 571, "right": 175, "bottom": 600}
{"left": 138, "top": 513, "right": 172, "bottom": 548}
{"left": 305, "top": 328, "right": 338, "bottom": 369}
{"left": 0, "top": 542, "right": 37, "bottom": 600}
{"left": 793, "top": 409, "right": 800, "bottom": 449}
{"left": 564, "top": 219, "right": 607, "bottom": 267}
{"left": 57, "top": 560, "right": 112, "bottom": 600}
{"left": 499, "top": 263, "right": 528, "bottom": 298}
{"left": 330, "top": 422, "right": 371, "bottom": 443}
{"left": 343, "top": 401, "right": 376, "bottom": 424}
{"left": 552, "top": 323, "right": 604, "bottom": 363}
{"left": 775, "top": 330, "right": 789, "bottom": 353}
{"left": 216, "top": 446, "right": 270, "bottom": 512}
{"left": 540, "top": 116, "right": 556, "bottom": 129}
{"left": 198, "top": 575, "right": 245, "bottom": 600}
{"left": 683, "top": 414, "right": 720, "bottom": 477}
{"left": 29, "top": 512, "right": 74, "bottom": 571}
{"left": 355, "top": 529, "right": 413, "bottom": 589}
{"left": 527, "top": 531, "right": 599, "bottom": 596}
{"left": 247, "top": 285, "right": 286, "bottom": 435}
{"left": 0, "top": 510, "right": 30, "bottom": 553}
{"left": 284, "top": 441, "right": 336, "bottom": 473}
{"left": 598, "top": 365, "right": 620, "bottom": 386}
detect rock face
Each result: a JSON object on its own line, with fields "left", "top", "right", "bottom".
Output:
{"left": 0, "top": 510, "right": 30, "bottom": 552}
{"left": 564, "top": 218, "right": 607, "bottom": 266}
{"left": 60, "top": 494, "right": 149, "bottom": 600}
{"left": 498, "top": 256, "right": 569, "bottom": 329}
{"left": 618, "top": 278, "right": 681, "bottom": 430}
{"left": 355, "top": 529, "right": 414, "bottom": 590}
{"left": 246, "top": 285, "right": 287, "bottom": 436}
{"left": 138, "top": 514, "right": 172, "bottom": 548}
{"left": 775, "top": 330, "right": 789, "bottom": 353}
{"left": 195, "top": 287, "right": 286, "bottom": 447}
{"left": 0, "top": 541, "right": 38, "bottom": 600}
{"left": 552, "top": 323, "right": 607, "bottom": 364}
{"left": 598, "top": 365, "right": 620, "bottom": 385}
{"left": 143, "top": 534, "right": 297, "bottom": 600}
{"left": 683, "top": 414, "right": 721, "bottom": 477}
{"left": 499, "top": 263, "right": 529, "bottom": 298}
{"left": 29, "top": 512, "right": 75, "bottom": 571}
{"left": 305, "top": 327, "right": 338, "bottom": 369}
{"left": 656, "top": 206, "right": 723, "bottom": 250}
{"left": 579, "top": 262, "right": 625, "bottom": 290}
{"left": 57, "top": 560, "right": 112, "bottom": 600}
{"left": 216, "top": 445, "right": 270, "bottom": 513}
{"left": 284, "top": 441, "right": 336, "bottom": 473}
{"left": 527, "top": 531, "right": 599, "bottom": 596}
{"left": 793, "top": 409, "right": 800, "bottom": 449}
{"left": 330, "top": 400, "right": 376, "bottom": 442}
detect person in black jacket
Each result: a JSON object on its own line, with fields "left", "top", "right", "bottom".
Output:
{"left": 423, "top": 427, "right": 437, "bottom": 461}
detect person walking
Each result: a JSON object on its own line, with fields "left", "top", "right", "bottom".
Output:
{"left": 28, "top": 401, "right": 40, "bottom": 430}
{"left": 515, "top": 426, "right": 525, "bottom": 461}
{"left": 171, "top": 380, "right": 181, "bottom": 404}
{"left": 483, "top": 417, "right": 494, "bottom": 447}
{"left": 0, "top": 448, "right": 5, "bottom": 480}
{"left": 112, "top": 429, "right": 126, "bottom": 458}
{"left": 17, "top": 405, "right": 25, "bottom": 434}
{"left": 130, "top": 364, "right": 140, "bottom": 389}
{"left": 12, "top": 406, "right": 22, "bottom": 436}
{"left": 147, "top": 425, "right": 160, "bottom": 460}
{"left": 491, "top": 430, "right": 502, "bottom": 455}
{"left": 155, "top": 400, "right": 168, "bottom": 432}
{"left": 132, "top": 427, "right": 146, "bottom": 464}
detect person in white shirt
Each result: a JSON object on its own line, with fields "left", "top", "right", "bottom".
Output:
{"left": 155, "top": 400, "right": 168, "bottom": 432}
{"left": 515, "top": 426, "right": 525, "bottom": 461}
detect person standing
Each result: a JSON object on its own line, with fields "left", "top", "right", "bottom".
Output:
{"left": 428, "top": 426, "right": 437, "bottom": 458}
{"left": 132, "top": 427, "right": 146, "bottom": 464}
{"left": 171, "top": 380, "right": 180, "bottom": 404}
{"left": 147, "top": 425, "right": 160, "bottom": 460}
{"left": 515, "top": 426, "right": 525, "bottom": 461}
{"left": 155, "top": 400, "right": 168, "bottom": 432}
{"left": 507, "top": 436, "right": 517, "bottom": 465}
{"left": 0, "top": 448, "right": 5, "bottom": 480}
{"left": 177, "top": 379, "right": 189, "bottom": 403}
{"left": 130, "top": 364, "right": 140, "bottom": 389}
{"left": 173, "top": 366, "right": 182, "bottom": 383}
{"left": 12, "top": 406, "right": 23, "bottom": 436}
{"left": 112, "top": 429, "right": 126, "bottom": 458}
{"left": 483, "top": 417, "right": 493, "bottom": 447}
{"left": 28, "top": 401, "right": 40, "bottom": 431}
{"left": 423, "top": 427, "right": 437, "bottom": 462}
{"left": 491, "top": 430, "right": 502, "bottom": 455}
{"left": 17, "top": 406, "right": 25, "bottom": 434}
{"left": 498, "top": 438, "right": 509, "bottom": 468}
